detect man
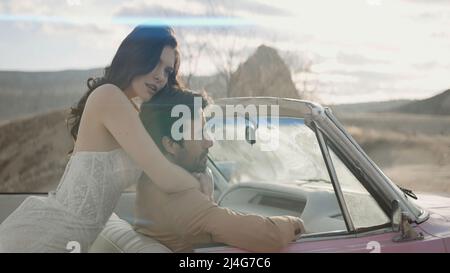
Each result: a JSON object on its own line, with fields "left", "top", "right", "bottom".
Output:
{"left": 135, "top": 88, "right": 305, "bottom": 252}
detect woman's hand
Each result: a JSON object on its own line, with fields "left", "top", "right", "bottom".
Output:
{"left": 192, "top": 169, "right": 214, "bottom": 201}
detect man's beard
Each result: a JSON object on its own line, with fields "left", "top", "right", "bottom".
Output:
{"left": 186, "top": 151, "right": 208, "bottom": 173}
{"left": 194, "top": 161, "right": 207, "bottom": 172}
{"left": 183, "top": 162, "right": 206, "bottom": 173}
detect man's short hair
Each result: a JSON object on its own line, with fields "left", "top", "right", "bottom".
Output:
{"left": 139, "top": 87, "right": 209, "bottom": 153}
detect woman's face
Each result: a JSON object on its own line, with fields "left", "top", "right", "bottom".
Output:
{"left": 129, "top": 46, "right": 176, "bottom": 102}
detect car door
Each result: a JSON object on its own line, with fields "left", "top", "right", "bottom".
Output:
{"left": 285, "top": 133, "right": 446, "bottom": 253}
{"left": 195, "top": 229, "right": 445, "bottom": 253}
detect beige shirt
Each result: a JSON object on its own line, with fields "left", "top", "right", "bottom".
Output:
{"left": 134, "top": 176, "right": 303, "bottom": 253}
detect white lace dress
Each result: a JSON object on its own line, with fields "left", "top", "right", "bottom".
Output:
{"left": 0, "top": 149, "right": 142, "bottom": 253}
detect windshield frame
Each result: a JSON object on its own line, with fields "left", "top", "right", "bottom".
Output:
{"left": 208, "top": 97, "right": 427, "bottom": 230}
{"left": 322, "top": 107, "right": 427, "bottom": 223}
{"left": 313, "top": 121, "right": 356, "bottom": 232}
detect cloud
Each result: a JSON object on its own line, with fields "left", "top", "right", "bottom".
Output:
{"left": 336, "top": 52, "right": 388, "bottom": 66}
{"left": 112, "top": 2, "right": 260, "bottom": 29}
{"left": 431, "top": 31, "right": 450, "bottom": 39}
{"left": 0, "top": 0, "right": 447, "bottom": 104}
{"left": 115, "top": 0, "right": 290, "bottom": 19}
{"left": 413, "top": 11, "right": 443, "bottom": 21}
{"left": 0, "top": 0, "right": 118, "bottom": 29}
{"left": 410, "top": 11, "right": 450, "bottom": 23}
{"left": 403, "top": 0, "right": 450, "bottom": 5}
{"left": 412, "top": 60, "right": 450, "bottom": 71}
{"left": 404, "top": 0, "right": 450, "bottom": 23}
{"left": 314, "top": 69, "right": 411, "bottom": 104}
{"left": 412, "top": 61, "right": 440, "bottom": 70}
{"left": 115, "top": 3, "right": 202, "bottom": 18}
{"left": 326, "top": 69, "right": 405, "bottom": 82}
{"left": 2, "top": 0, "right": 65, "bottom": 15}
{"left": 113, "top": 1, "right": 275, "bottom": 39}
{"left": 186, "top": 0, "right": 291, "bottom": 17}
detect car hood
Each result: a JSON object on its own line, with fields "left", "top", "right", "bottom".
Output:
{"left": 415, "top": 193, "right": 450, "bottom": 221}
{"left": 414, "top": 193, "right": 450, "bottom": 238}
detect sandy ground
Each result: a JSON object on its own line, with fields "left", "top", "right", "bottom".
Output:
{"left": 383, "top": 164, "right": 450, "bottom": 193}
{"left": 0, "top": 109, "right": 72, "bottom": 193}
{"left": 341, "top": 113, "right": 450, "bottom": 194}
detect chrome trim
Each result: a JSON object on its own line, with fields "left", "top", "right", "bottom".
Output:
{"left": 296, "top": 230, "right": 353, "bottom": 242}
{"left": 315, "top": 126, "right": 355, "bottom": 232}
{"left": 322, "top": 108, "right": 423, "bottom": 221}
{"left": 416, "top": 209, "right": 430, "bottom": 224}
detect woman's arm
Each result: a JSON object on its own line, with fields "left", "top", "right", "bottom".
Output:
{"left": 86, "top": 84, "right": 199, "bottom": 193}
{"left": 192, "top": 170, "right": 214, "bottom": 201}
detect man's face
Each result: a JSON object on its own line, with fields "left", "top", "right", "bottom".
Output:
{"left": 171, "top": 110, "right": 213, "bottom": 172}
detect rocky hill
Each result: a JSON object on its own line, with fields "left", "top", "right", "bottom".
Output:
{"left": 329, "top": 100, "right": 411, "bottom": 115}
{"left": 331, "top": 89, "right": 450, "bottom": 116}
{"left": 0, "top": 109, "right": 72, "bottom": 192}
{"left": 229, "top": 45, "right": 300, "bottom": 99}
{"left": 0, "top": 69, "right": 103, "bottom": 122}
{"left": 396, "top": 89, "right": 450, "bottom": 115}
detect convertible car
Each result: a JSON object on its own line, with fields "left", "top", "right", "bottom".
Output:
{"left": 1, "top": 97, "right": 449, "bottom": 253}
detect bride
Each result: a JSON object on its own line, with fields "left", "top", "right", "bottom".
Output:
{"left": 0, "top": 25, "right": 201, "bottom": 252}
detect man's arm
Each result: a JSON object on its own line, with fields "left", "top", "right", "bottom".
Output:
{"left": 166, "top": 188, "right": 304, "bottom": 252}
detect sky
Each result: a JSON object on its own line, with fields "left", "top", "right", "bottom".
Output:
{"left": 0, "top": 0, "right": 449, "bottom": 104}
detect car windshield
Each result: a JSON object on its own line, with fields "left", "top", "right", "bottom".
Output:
{"left": 209, "top": 115, "right": 391, "bottom": 230}
{"left": 209, "top": 117, "right": 332, "bottom": 187}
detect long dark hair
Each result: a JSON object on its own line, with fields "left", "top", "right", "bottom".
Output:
{"left": 67, "top": 25, "right": 183, "bottom": 143}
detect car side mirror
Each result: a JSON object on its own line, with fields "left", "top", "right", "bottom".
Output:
{"left": 391, "top": 200, "right": 401, "bottom": 232}
{"left": 391, "top": 199, "right": 424, "bottom": 242}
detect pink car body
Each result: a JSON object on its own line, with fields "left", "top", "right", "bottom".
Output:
{"left": 196, "top": 193, "right": 450, "bottom": 253}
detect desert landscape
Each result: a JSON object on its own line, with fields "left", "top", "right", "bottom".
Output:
{"left": 330, "top": 89, "right": 450, "bottom": 194}
{"left": 336, "top": 112, "right": 450, "bottom": 194}
{"left": 0, "top": 46, "right": 449, "bottom": 196}
{"left": 0, "top": 109, "right": 72, "bottom": 193}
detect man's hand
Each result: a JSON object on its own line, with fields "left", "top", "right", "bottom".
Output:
{"left": 294, "top": 218, "right": 307, "bottom": 241}
{"left": 192, "top": 169, "right": 214, "bottom": 201}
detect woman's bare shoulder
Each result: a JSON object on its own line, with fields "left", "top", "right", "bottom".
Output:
{"left": 87, "top": 83, "right": 125, "bottom": 104}
{"left": 83, "top": 83, "right": 132, "bottom": 121}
